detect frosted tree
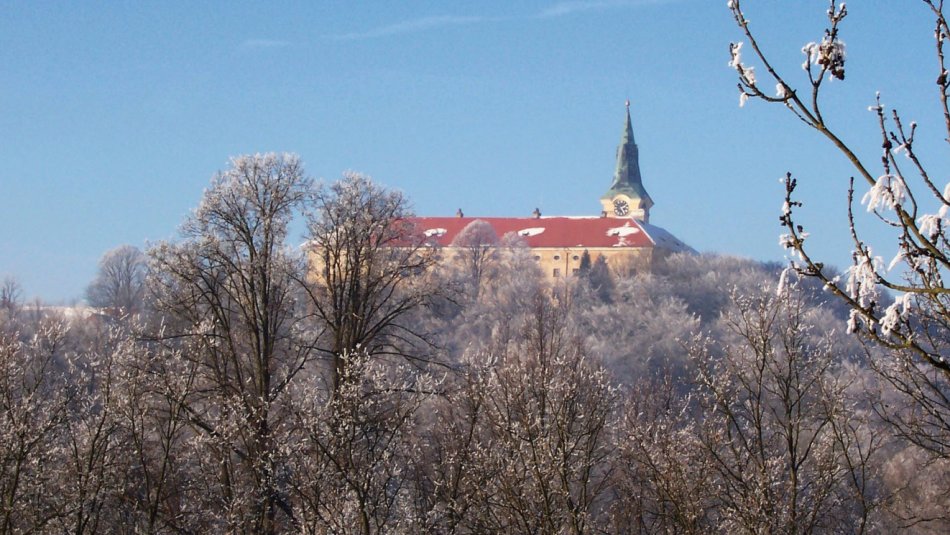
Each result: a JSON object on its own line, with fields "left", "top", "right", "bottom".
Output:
{"left": 441, "top": 231, "right": 544, "bottom": 357}
{"left": 0, "top": 320, "right": 71, "bottom": 532}
{"left": 303, "top": 172, "right": 438, "bottom": 391}
{"left": 692, "top": 287, "right": 882, "bottom": 534}
{"left": 286, "top": 351, "right": 437, "bottom": 534}
{"left": 86, "top": 245, "right": 148, "bottom": 315}
{"left": 612, "top": 285, "right": 882, "bottom": 534}
{"left": 148, "top": 153, "right": 312, "bottom": 533}
{"left": 579, "top": 274, "right": 698, "bottom": 381}
{"left": 103, "top": 332, "right": 199, "bottom": 533}
{"left": 439, "top": 293, "right": 618, "bottom": 533}
{"left": 610, "top": 378, "right": 717, "bottom": 534}
{"left": 728, "top": 0, "right": 950, "bottom": 463}
{"left": 0, "top": 277, "right": 21, "bottom": 314}
{"left": 449, "top": 219, "right": 499, "bottom": 299}
{"left": 44, "top": 330, "right": 144, "bottom": 534}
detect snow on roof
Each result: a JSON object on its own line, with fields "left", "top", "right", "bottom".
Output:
{"left": 411, "top": 216, "right": 668, "bottom": 249}
{"left": 606, "top": 222, "right": 640, "bottom": 238}
{"left": 639, "top": 222, "right": 696, "bottom": 254}
{"left": 518, "top": 227, "right": 545, "bottom": 237}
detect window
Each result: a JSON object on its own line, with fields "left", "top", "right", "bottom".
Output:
{"left": 553, "top": 268, "right": 561, "bottom": 277}
{"left": 553, "top": 255, "right": 561, "bottom": 260}
{"left": 533, "top": 255, "right": 541, "bottom": 261}
{"left": 572, "top": 268, "right": 580, "bottom": 275}
{"left": 572, "top": 255, "right": 580, "bottom": 261}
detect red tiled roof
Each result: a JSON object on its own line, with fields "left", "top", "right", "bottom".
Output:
{"left": 411, "top": 216, "right": 655, "bottom": 249}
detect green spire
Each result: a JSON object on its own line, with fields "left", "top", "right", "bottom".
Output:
{"left": 602, "top": 101, "right": 652, "bottom": 204}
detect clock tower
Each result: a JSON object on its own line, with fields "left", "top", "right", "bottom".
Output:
{"left": 600, "top": 101, "right": 653, "bottom": 222}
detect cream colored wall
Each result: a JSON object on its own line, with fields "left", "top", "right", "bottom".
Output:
{"left": 307, "top": 244, "right": 653, "bottom": 285}
{"left": 519, "top": 246, "right": 652, "bottom": 280}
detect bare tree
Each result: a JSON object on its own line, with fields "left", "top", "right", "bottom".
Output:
{"left": 303, "top": 172, "right": 438, "bottom": 391}
{"left": 610, "top": 285, "right": 885, "bottom": 534}
{"left": 407, "top": 354, "right": 496, "bottom": 534}
{"left": 148, "top": 153, "right": 312, "bottom": 533}
{"left": 692, "top": 285, "right": 882, "bottom": 534}
{"left": 46, "top": 330, "right": 134, "bottom": 534}
{"left": 456, "top": 294, "right": 619, "bottom": 533}
{"left": 0, "top": 277, "right": 21, "bottom": 315}
{"left": 0, "top": 320, "right": 71, "bottom": 533}
{"left": 105, "top": 334, "right": 199, "bottom": 533}
{"left": 610, "top": 378, "right": 718, "bottom": 534}
{"left": 287, "top": 351, "right": 437, "bottom": 534}
{"left": 86, "top": 245, "right": 148, "bottom": 315}
{"left": 449, "top": 219, "right": 499, "bottom": 299}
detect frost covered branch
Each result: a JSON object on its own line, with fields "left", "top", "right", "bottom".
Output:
{"left": 731, "top": 1, "right": 950, "bottom": 470}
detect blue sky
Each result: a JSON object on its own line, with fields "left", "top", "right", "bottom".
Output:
{"left": 1, "top": 0, "right": 944, "bottom": 303}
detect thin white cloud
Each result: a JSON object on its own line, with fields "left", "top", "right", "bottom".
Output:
{"left": 538, "top": 0, "right": 673, "bottom": 18}
{"left": 329, "top": 15, "right": 488, "bottom": 41}
{"left": 328, "top": 1, "right": 672, "bottom": 42}
{"left": 241, "top": 38, "right": 292, "bottom": 49}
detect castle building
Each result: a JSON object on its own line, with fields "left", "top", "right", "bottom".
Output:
{"left": 413, "top": 103, "right": 692, "bottom": 278}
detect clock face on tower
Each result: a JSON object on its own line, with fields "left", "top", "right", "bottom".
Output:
{"left": 613, "top": 199, "right": 630, "bottom": 216}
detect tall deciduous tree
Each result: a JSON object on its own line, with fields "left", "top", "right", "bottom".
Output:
{"left": 418, "top": 291, "right": 618, "bottom": 533}
{"left": 303, "top": 172, "right": 437, "bottom": 391}
{"left": 0, "top": 277, "right": 21, "bottom": 314}
{"left": 148, "top": 153, "right": 312, "bottom": 533}
{"left": 86, "top": 245, "right": 148, "bottom": 314}
{"left": 692, "top": 287, "right": 881, "bottom": 534}
{"left": 287, "top": 351, "right": 436, "bottom": 534}
{"left": 0, "top": 320, "right": 71, "bottom": 533}
{"left": 450, "top": 218, "right": 499, "bottom": 299}
{"left": 611, "top": 377, "right": 717, "bottom": 534}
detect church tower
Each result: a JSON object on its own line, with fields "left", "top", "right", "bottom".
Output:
{"left": 600, "top": 101, "right": 653, "bottom": 222}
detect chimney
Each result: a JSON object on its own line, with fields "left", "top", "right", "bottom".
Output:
{"left": 532, "top": 208, "right": 541, "bottom": 219}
